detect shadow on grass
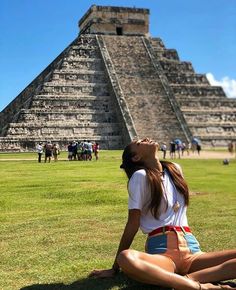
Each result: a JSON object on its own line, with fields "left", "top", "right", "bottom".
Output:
{"left": 20, "top": 273, "right": 236, "bottom": 290}
{"left": 20, "top": 273, "right": 172, "bottom": 290}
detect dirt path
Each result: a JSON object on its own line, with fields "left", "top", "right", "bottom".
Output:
{"left": 0, "top": 150, "right": 235, "bottom": 161}
{"left": 162, "top": 150, "right": 235, "bottom": 160}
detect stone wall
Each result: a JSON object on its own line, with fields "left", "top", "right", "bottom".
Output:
{"left": 79, "top": 5, "right": 149, "bottom": 36}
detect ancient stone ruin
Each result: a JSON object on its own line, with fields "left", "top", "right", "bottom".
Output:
{"left": 0, "top": 5, "right": 236, "bottom": 151}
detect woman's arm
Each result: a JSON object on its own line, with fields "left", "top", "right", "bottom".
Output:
{"left": 112, "top": 209, "right": 140, "bottom": 272}
{"left": 89, "top": 209, "right": 141, "bottom": 278}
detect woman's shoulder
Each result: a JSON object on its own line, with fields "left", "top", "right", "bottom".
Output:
{"left": 132, "top": 169, "right": 146, "bottom": 177}
{"left": 130, "top": 169, "right": 147, "bottom": 182}
{"left": 128, "top": 169, "right": 147, "bottom": 193}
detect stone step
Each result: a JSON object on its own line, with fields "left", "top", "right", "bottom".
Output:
{"left": 181, "top": 107, "right": 236, "bottom": 112}
{"left": 71, "top": 44, "right": 98, "bottom": 50}
{"left": 51, "top": 71, "right": 107, "bottom": 83}
{"left": 38, "top": 90, "right": 110, "bottom": 97}
{"left": 43, "top": 82, "right": 108, "bottom": 87}
{"left": 187, "top": 119, "right": 236, "bottom": 126}
{"left": 18, "top": 111, "right": 118, "bottom": 123}
{"left": 67, "top": 46, "right": 101, "bottom": 57}
{"left": 7, "top": 131, "right": 123, "bottom": 139}
{"left": 166, "top": 73, "right": 209, "bottom": 85}
{"left": 30, "top": 99, "right": 114, "bottom": 110}
{"left": 40, "top": 83, "right": 109, "bottom": 95}
{"left": 177, "top": 95, "right": 230, "bottom": 102}
{"left": 179, "top": 99, "right": 236, "bottom": 109}
{"left": 18, "top": 108, "right": 117, "bottom": 114}
{"left": 150, "top": 37, "right": 166, "bottom": 49}
{"left": 62, "top": 57, "right": 102, "bottom": 63}
{"left": 8, "top": 121, "right": 121, "bottom": 128}
{"left": 33, "top": 95, "right": 110, "bottom": 101}
{"left": 61, "top": 61, "right": 104, "bottom": 70}
{"left": 197, "top": 135, "right": 236, "bottom": 141}
{"left": 160, "top": 61, "right": 195, "bottom": 73}
{"left": 62, "top": 56, "right": 103, "bottom": 65}
{"left": 21, "top": 106, "right": 118, "bottom": 113}
{"left": 154, "top": 49, "right": 180, "bottom": 61}
{"left": 0, "top": 135, "right": 124, "bottom": 151}
{"left": 172, "top": 87, "right": 227, "bottom": 102}
{"left": 53, "top": 69, "right": 105, "bottom": 75}
{"left": 173, "top": 85, "right": 226, "bottom": 98}
{"left": 190, "top": 127, "right": 236, "bottom": 135}
{"left": 6, "top": 125, "right": 123, "bottom": 138}
{"left": 0, "top": 135, "right": 122, "bottom": 141}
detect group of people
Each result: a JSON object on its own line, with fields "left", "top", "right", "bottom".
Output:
{"left": 36, "top": 141, "right": 60, "bottom": 163}
{"left": 160, "top": 140, "right": 202, "bottom": 159}
{"left": 90, "top": 138, "right": 236, "bottom": 289}
{"left": 36, "top": 140, "right": 100, "bottom": 163}
{"left": 228, "top": 141, "right": 236, "bottom": 155}
{"left": 67, "top": 140, "right": 99, "bottom": 161}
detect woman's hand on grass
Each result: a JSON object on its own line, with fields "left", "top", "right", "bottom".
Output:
{"left": 89, "top": 268, "right": 116, "bottom": 278}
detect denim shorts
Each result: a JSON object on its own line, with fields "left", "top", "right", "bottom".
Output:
{"left": 145, "top": 229, "right": 204, "bottom": 275}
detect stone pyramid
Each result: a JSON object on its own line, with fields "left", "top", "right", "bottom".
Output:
{"left": 0, "top": 5, "right": 235, "bottom": 151}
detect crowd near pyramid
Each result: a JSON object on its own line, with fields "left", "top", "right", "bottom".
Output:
{"left": 1, "top": 5, "right": 236, "bottom": 151}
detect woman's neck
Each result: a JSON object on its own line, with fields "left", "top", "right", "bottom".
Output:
{"left": 145, "top": 156, "right": 163, "bottom": 172}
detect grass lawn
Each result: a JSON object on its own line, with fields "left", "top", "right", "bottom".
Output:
{"left": 0, "top": 151, "right": 235, "bottom": 290}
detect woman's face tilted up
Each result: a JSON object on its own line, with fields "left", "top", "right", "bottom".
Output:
{"left": 129, "top": 138, "right": 159, "bottom": 164}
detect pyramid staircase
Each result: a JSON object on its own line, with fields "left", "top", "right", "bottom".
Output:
{"left": 98, "top": 35, "right": 190, "bottom": 144}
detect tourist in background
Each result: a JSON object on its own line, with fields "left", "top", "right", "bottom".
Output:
{"left": 196, "top": 143, "right": 201, "bottom": 155}
{"left": 170, "top": 141, "right": 176, "bottom": 159}
{"left": 72, "top": 141, "right": 78, "bottom": 160}
{"left": 187, "top": 142, "right": 191, "bottom": 156}
{"left": 82, "top": 140, "right": 89, "bottom": 161}
{"left": 176, "top": 143, "right": 182, "bottom": 159}
{"left": 52, "top": 143, "right": 60, "bottom": 162}
{"left": 44, "top": 141, "right": 53, "bottom": 163}
{"left": 228, "top": 142, "right": 234, "bottom": 154}
{"left": 87, "top": 140, "right": 93, "bottom": 161}
{"left": 68, "top": 142, "right": 73, "bottom": 161}
{"left": 181, "top": 142, "right": 186, "bottom": 156}
{"left": 36, "top": 142, "right": 43, "bottom": 163}
{"left": 93, "top": 142, "right": 100, "bottom": 161}
{"left": 160, "top": 142, "right": 167, "bottom": 159}
{"left": 77, "top": 142, "right": 83, "bottom": 160}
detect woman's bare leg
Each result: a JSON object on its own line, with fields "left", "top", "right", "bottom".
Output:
{"left": 117, "top": 249, "right": 231, "bottom": 290}
{"left": 188, "top": 250, "right": 236, "bottom": 283}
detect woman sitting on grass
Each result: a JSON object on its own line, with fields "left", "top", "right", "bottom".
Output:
{"left": 90, "top": 138, "right": 236, "bottom": 290}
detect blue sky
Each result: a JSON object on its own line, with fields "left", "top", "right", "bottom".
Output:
{"left": 1, "top": 0, "right": 236, "bottom": 111}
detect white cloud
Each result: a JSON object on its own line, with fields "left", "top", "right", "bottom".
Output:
{"left": 206, "top": 73, "right": 236, "bottom": 98}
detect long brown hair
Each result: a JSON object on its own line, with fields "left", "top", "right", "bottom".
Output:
{"left": 120, "top": 143, "right": 189, "bottom": 218}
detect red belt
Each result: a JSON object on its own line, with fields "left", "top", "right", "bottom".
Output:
{"left": 148, "top": 226, "right": 191, "bottom": 237}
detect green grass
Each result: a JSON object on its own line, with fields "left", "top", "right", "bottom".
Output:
{"left": 0, "top": 152, "right": 236, "bottom": 290}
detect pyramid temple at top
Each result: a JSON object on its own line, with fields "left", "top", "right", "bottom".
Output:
{"left": 1, "top": 5, "right": 236, "bottom": 151}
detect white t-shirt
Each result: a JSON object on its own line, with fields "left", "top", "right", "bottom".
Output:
{"left": 128, "top": 164, "right": 188, "bottom": 234}
{"left": 36, "top": 144, "right": 43, "bottom": 154}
